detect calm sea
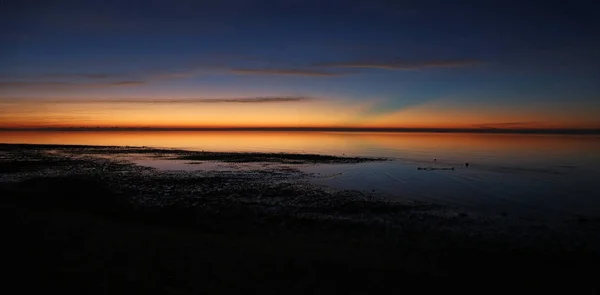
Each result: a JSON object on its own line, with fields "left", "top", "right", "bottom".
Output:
{"left": 2, "top": 131, "right": 599, "bottom": 218}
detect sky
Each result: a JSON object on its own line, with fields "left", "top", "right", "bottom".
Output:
{"left": 1, "top": 0, "right": 599, "bottom": 129}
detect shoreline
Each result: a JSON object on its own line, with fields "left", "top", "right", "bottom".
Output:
{"left": 2, "top": 127, "right": 600, "bottom": 134}
{"left": 2, "top": 143, "right": 600, "bottom": 292}
{"left": 0, "top": 143, "right": 387, "bottom": 164}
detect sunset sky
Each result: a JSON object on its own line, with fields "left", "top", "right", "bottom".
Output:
{"left": 1, "top": 0, "right": 599, "bottom": 129}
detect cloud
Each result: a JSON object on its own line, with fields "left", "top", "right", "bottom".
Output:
{"left": 150, "top": 71, "right": 197, "bottom": 80}
{"left": 35, "top": 73, "right": 124, "bottom": 79}
{"left": 3, "top": 96, "right": 313, "bottom": 104}
{"left": 0, "top": 69, "right": 199, "bottom": 90}
{"left": 108, "top": 81, "right": 146, "bottom": 86}
{"left": 82, "top": 73, "right": 115, "bottom": 79}
{"left": 471, "top": 121, "right": 541, "bottom": 129}
{"left": 104, "top": 96, "right": 312, "bottom": 103}
{"left": 1, "top": 56, "right": 484, "bottom": 91}
{"left": 316, "top": 59, "right": 483, "bottom": 70}
{"left": 230, "top": 68, "right": 346, "bottom": 77}
{"left": 0, "top": 80, "right": 146, "bottom": 89}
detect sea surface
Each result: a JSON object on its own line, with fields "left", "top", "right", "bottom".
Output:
{"left": 2, "top": 131, "right": 599, "bottom": 218}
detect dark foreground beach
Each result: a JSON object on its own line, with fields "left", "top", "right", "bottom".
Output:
{"left": 1, "top": 143, "right": 599, "bottom": 293}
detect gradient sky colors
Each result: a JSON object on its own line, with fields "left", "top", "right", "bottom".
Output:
{"left": 1, "top": 0, "right": 599, "bottom": 129}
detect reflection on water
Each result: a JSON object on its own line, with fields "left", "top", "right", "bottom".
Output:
{"left": 1, "top": 131, "right": 600, "bottom": 217}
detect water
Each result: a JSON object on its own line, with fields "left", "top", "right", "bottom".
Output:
{"left": 2, "top": 131, "right": 599, "bottom": 218}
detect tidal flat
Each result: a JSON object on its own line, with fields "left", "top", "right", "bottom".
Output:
{"left": 1, "top": 143, "right": 599, "bottom": 293}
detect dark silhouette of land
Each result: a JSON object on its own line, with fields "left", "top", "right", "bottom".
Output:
{"left": 1, "top": 126, "right": 599, "bottom": 134}
{"left": 2, "top": 144, "right": 599, "bottom": 293}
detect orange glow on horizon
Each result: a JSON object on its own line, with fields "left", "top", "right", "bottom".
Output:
{"left": 1, "top": 98, "right": 599, "bottom": 130}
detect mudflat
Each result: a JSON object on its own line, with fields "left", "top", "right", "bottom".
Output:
{"left": 1, "top": 144, "right": 599, "bottom": 293}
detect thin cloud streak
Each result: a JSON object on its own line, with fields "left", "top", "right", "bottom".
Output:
{"left": 0, "top": 80, "right": 146, "bottom": 89}
{"left": 0, "top": 70, "right": 196, "bottom": 88}
{"left": 109, "top": 81, "right": 147, "bottom": 86}
{"left": 1, "top": 57, "right": 483, "bottom": 89}
{"left": 110, "top": 97, "right": 313, "bottom": 103}
{"left": 471, "top": 121, "right": 542, "bottom": 128}
{"left": 37, "top": 73, "right": 125, "bottom": 79}
{"left": 0, "top": 57, "right": 483, "bottom": 91}
{"left": 230, "top": 68, "right": 346, "bottom": 77}
{"left": 317, "top": 59, "right": 483, "bottom": 70}
{"left": 4, "top": 96, "right": 313, "bottom": 104}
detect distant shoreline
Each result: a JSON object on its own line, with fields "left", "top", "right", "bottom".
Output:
{"left": 1, "top": 127, "right": 599, "bottom": 134}
{"left": 0, "top": 143, "right": 386, "bottom": 164}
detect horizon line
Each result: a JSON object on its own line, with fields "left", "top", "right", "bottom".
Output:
{"left": 1, "top": 127, "right": 599, "bottom": 134}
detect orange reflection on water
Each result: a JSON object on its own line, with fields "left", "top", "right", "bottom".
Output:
{"left": 1, "top": 131, "right": 599, "bottom": 164}
{"left": 356, "top": 132, "right": 599, "bottom": 153}
{"left": 0, "top": 131, "right": 353, "bottom": 154}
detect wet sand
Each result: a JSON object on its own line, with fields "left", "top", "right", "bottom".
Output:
{"left": 1, "top": 143, "right": 599, "bottom": 293}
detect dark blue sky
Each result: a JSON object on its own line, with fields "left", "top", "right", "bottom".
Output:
{"left": 1, "top": 0, "right": 599, "bottom": 128}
